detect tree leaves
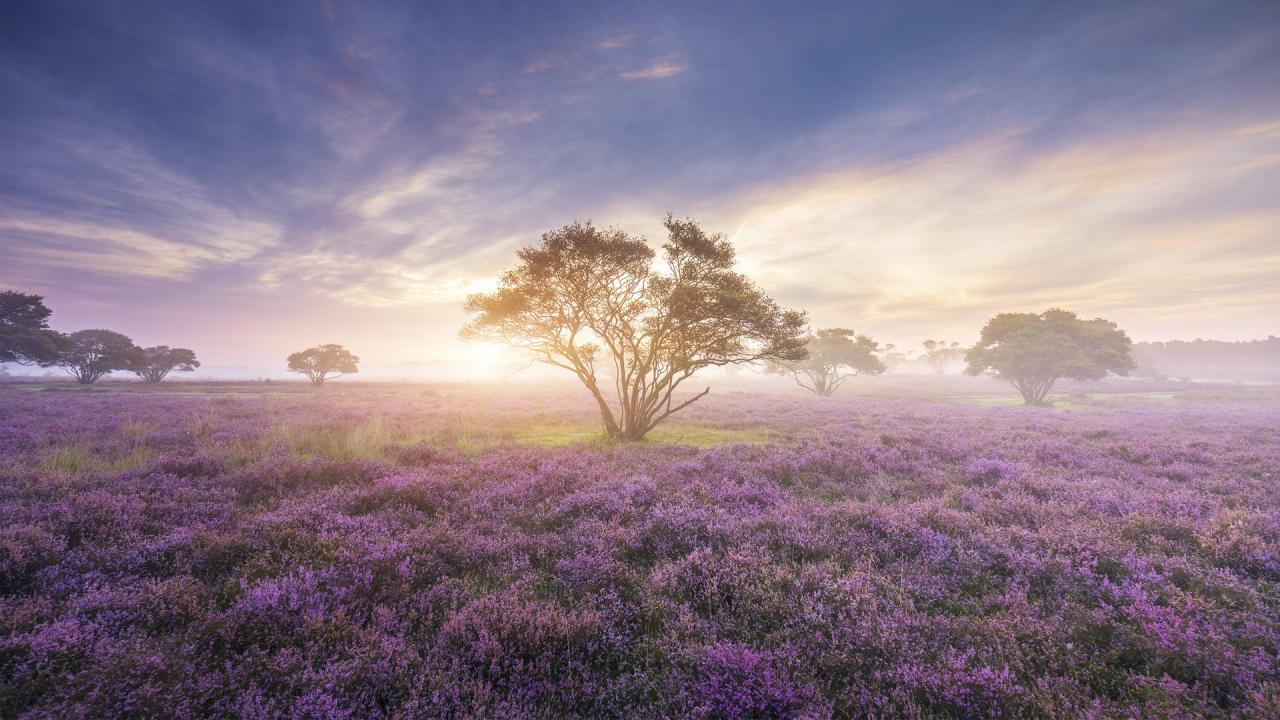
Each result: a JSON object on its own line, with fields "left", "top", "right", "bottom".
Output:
{"left": 463, "top": 216, "right": 807, "bottom": 438}
{"left": 965, "top": 309, "right": 1135, "bottom": 404}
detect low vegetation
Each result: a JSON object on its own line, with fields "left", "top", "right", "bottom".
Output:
{"left": 1, "top": 384, "right": 1276, "bottom": 718}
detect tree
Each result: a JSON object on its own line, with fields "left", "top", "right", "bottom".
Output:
{"left": 922, "top": 339, "right": 964, "bottom": 375}
{"left": 463, "top": 216, "right": 807, "bottom": 440}
{"left": 767, "top": 328, "right": 885, "bottom": 396}
{"left": 287, "top": 344, "right": 359, "bottom": 385}
{"left": 964, "top": 308, "right": 1134, "bottom": 405}
{"left": 0, "top": 290, "right": 67, "bottom": 365}
{"left": 876, "top": 343, "right": 914, "bottom": 372}
{"left": 130, "top": 345, "right": 200, "bottom": 383}
{"left": 56, "top": 329, "right": 141, "bottom": 384}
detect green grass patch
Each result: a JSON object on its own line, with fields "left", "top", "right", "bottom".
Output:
{"left": 510, "top": 422, "right": 772, "bottom": 448}
{"left": 39, "top": 443, "right": 154, "bottom": 475}
{"left": 283, "top": 417, "right": 409, "bottom": 461}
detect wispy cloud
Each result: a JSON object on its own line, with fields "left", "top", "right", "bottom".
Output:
{"left": 597, "top": 32, "right": 635, "bottom": 50}
{"left": 714, "top": 120, "right": 1280, "bottom": 342}
{"left": 523, "top": 54, "right": 568, "bottom": 74}
{"left": 3, "top": 0, "right": 1277, "bottom": 367}
{"left": 0, "top": 215, "right": 275, "bottom": 279}
{"left": 0, "top": 135, "right": 279, "bottom": 284}
{"left": 619, "top": 61, "right": 686, "bottom": 80}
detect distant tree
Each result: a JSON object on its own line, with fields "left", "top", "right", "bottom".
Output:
{"left": 130, "top": 345, "right": 200, "bottom": 383}
{"left": 0, "top": 290, "right": 67, "bottom": 365}
{"left": 876, "top": 343, "right": 914, "bottom": 372}
{"left": 965, "top": 309, "right": 1134, "bottom": 405}
{"left": 463, "top": 216, "right": 807, "bottom": 440}
{"left": 56, "top": 329, "right": 141, "bottom": 384}
{"left": 767, "top": 328, "right": 885, "bottom": 396}
{"left": 1132, "top": 336, "right": 1280, "bottom": 382}
{"left": 922, "top": 339, "right": 964, "bottom": 375}
{"left": 287, "top": 344, "right": 359, "bottom": 385}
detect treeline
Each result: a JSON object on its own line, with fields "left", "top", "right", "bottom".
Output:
{"left": 1, "top": 290, "right": 363, "bottom": 386}
{"left": 0, "top": 291, "right": 199, "bottom": 384}
{"left": 8, "top": 211, "right": 1270, "bottom": 433}
{"left": 1133, "top": 337, "right": 1280, "bottom": 382}
{"left": 461, "top": 215, "right": 1138, "bottom": 435}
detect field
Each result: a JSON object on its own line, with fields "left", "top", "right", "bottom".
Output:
{"left": 1, "top": 380, "right": 1278, "bottom": 718}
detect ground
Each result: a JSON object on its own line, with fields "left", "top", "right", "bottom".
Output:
{"left": 1, "top": 378, "right": 1277, "bottom": 718}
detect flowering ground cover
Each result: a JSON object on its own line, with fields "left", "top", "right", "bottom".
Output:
{"left": 1, "top": 382, "right": 1277, "bottom": 718}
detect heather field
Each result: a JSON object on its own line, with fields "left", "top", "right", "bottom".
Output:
{"left": 1, "top": 381, "right": 1278, "bottom": 719}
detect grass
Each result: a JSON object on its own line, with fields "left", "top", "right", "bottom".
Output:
{"left": 283, "top": 416, "right": 423, "bottom": 461}
{"left": 511, "top": 422, "right": 772, "bottom": 447}
{"left": 276, "top": 416, "right": 772, "bottom": 460}
{"left": 39, "top": 443, "right": 154, "bottom": 475}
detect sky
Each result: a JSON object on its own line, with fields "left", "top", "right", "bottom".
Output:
{"left": 1, "top": 0, "right": 1278, "bottom": 377}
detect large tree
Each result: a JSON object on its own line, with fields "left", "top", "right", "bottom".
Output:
{"left": 463, "top": 216, "right": 807, "bottom": 440}
{"left": 287, "top": 344, "right": 359, "bottom": 385}
{"left": 767, "top": 328, "right": 885, "bottom": 396}
{"left": 56, "top": 329, "right": 141, "bottom": 384}
{"left": 922, "top": 339, "right": 964, "bottom": 375}
{"left": 0, "top": 290, "right": 67, "bottom": 365}
{"left": 130, "top": 345, "right": 200, "bottom": 383}
{"left": 965, "top": 308, "right": 1134, "bottom": 405}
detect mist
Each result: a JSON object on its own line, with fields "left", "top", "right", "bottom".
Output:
{"left": 2, "top": 1, "right": 1279, "bottom": 718}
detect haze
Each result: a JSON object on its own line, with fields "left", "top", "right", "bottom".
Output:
{"left": 2, "top": 0, "right": 1278, "bottom": 378}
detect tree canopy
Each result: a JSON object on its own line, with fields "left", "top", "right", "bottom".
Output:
{"left": 767, "top": 328, "right": 884, "bottom": 396}
{"left": 876, "top": 343, "right": 913, "bottom": 372}
{"left": 56, "top": 329, "right": 141, "bottom": 384}
{"left": 965, "top": 309, "right": 1134, "bottom": 405}
{"left": 287, "top": 344, "right": 359, "bottom": 385}
{"left": 0, "top": 290, "right": 67, "bottom": 365}
{"left": 922, "top": 339, "right": 964, "bottom": 375}
{"left": 463, "top": 215, "right": 807, "bottom": 439}
{"left": 130, "top": 346, "right": 200, "bottom": 383}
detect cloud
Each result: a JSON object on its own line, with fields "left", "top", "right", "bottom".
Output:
{"left": 619, "top": 61, "right": 686, "bottom": 80}
{"left": 597, "top": 32, "right": 635, "bottom": 50}
{"left": 0, "top": 136, "right": 279, "bottom": 284}
{"left": 346, "top": 141, "right": 499, "bottom": 220}
{"left": 711, "top": 120, "right": 1280, "bottom": 342}
{"left": 0, "top": 215, "right": 275, "bottom": 280}
{"left": 523, "top": 54, "right": 568, "bottom": 74}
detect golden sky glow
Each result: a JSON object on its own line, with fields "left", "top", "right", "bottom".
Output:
{"left": 2, "top": 2, "right": 1277, "bottom": 377}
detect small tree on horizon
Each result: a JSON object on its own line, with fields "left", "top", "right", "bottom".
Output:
{"left": 965, "top": 308, "right": 1134, "bottom": 405}
{"left": 462, "top": 215, "right": 807, "bottom": 440}
{"left": 287, "top": 344, "right": 359, "bottom": 385}
{"left": 1, "top": 290, "right": 68, "bottom": 366}
{"left": 130, "top": 346, "right": 200, "bottom": 383}
{"left": 767, "top": 328, "right": 885, "bottom": 396}
{"left": 876, "top": 343, "right": 914, "bottom": 373}
{"left": 922, "top": 339, "right": 964, "bottom": 375}
{"left": 55, "top": 329, "right": 141, "bottom": 384}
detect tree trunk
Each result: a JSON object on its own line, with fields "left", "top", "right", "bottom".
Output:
{"left": 1013, "top": 377, "right": 1055, "bottom": 405}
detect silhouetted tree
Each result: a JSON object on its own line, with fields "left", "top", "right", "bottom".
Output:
{"left": 463, "top": 215, "right": 807, "bottom": 440}
{"left": 767, "top": 328, "right": 884, "bottom": 396}
{"left": 922, "top": 339, "right": 964, "bottom": 375}
{"left": 965, "top": 309, "right": 1134, "bottom": 405}
{"left": 876, "top": 343, "right": 914, "bottom": 372}
{"left": 0, "top": 290, "right": 67, "bottom": 365}
{"left": 130, "top": 345, "right": 200, "bottom": 383}
{"left": 56, "top": 329, "right": 141, "bottom": 384}
{"left": 288, "top": 344, "right": 359, "bottom": 385}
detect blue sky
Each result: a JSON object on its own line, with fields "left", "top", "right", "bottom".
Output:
{"left": 2, "top": 0, "right": 1277, "bottom": 375}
